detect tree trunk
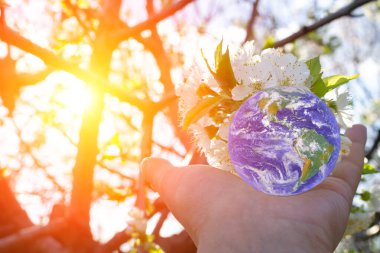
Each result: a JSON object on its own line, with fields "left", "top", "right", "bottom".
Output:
{"left": 67, "top": 1, "right": 122, "bottom": 251}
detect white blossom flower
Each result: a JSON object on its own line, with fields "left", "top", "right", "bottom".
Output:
{"left": 189, "top": 122, "right": 212, "bottom": 153}
{"left": 231, "top": 45, "right": 310, "bottom": 102}
{"left": 260, "top": 48, "right": 310, "bottom": 88}
{"left": 334, "top": 236, "right": 356, "bottom": 253}
{"left": 368, "top": 178, "right": 380, "bottom": 212}
{"left": 176, "top": 67, "right": 201, "bottom": 115}
{"left": 218, "top": 121, "right": 230, "bottom": 141}
{"left": 233, "top": 40, "right": 257, "bottom": 61}
{"left": 176, "top": 83, "right": 198, "bottom": 114}
{"left": 335, "top": 89, "right": 353, "bottom": 129}
{"left": 176, "top": 64, "right": 220, "bottom": 117}
{"left": 231, "top": 85, "right": 254, "bottom": 101}
{"left": 362, "top": 98, "right": 380, "bottom": 124}
{"left": 232, "top": 41, "right": 262, "bottom": 87}
{"left": 207, "top": 139, "right": 235, "bottom": 172}
{"left": 344, "top": 212, "right": 374, "bottom": 236}
{"left": 127, "top": 207, "right": 147, "bottom": 234}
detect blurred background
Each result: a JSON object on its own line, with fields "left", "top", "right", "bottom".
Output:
{"left": 0, "top": 0, "right": 379, "bottom": 252}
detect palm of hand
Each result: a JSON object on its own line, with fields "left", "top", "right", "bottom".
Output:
{"left": 142, "top": 125, "right": 366, "bottom": 253}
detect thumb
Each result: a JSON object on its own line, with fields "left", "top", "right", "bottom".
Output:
{"left": 141, "top": 157, "right": 177, "bottom": 195}
{"left": 140, "top": 157, "right": 216, "bottom": 244}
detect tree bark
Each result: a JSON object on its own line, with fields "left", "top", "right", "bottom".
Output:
{"left": 67, "top": 1, "right": 122, "bottom": 251}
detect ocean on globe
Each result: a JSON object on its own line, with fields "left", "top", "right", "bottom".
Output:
{"left": 228, "top": 86, "right": 341, "bottom": 196}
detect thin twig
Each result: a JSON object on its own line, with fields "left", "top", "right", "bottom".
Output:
{"left": 366, "top": 129, "right": 380, "bottom": 160}
{"left": 273, "top": 0, "right": 376, "bottom": 48}
{"left": 63, "top": 0, "right": 94, "bottom": 41}
{"left": 112, "top": 0, "right": 194, "bottom": 43}
{"left": 152, "top": 210, "right": 169, "bottom": 237}
{"left": 11, "top": 119, "right": 66, "bottom": 193}
{"left": 135, "top": 114, "right": 154, "bottom": 210}
{"left": 97, "top": 159, "right": 135, "bottom": 182}
{"left": 243, "top": 0, "right": 260, "bottom": 43}
{"left": 153, "top": 142, "right": 184, "bottom": 158}
{"left": 154, "top": 92, "right": 177, "bottom": 112}
{"left": 95, "top": 230, "right": 131, "bottom": 253}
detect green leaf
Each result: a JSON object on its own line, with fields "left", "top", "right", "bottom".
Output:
{"left": 214, "top": 39, "right": 223, "bottom": 69}
{"left": 306, "top": 56, "right": 328, "bottom": 97}
{"left": 359, "top": 190, "right": 371, "bottom": 201}
{"left": 108, "top": 133, "right": 120, "bottom": 146}
{"left": 201, "top": 40, "right": 238, "bottom": 95}
{"left": 362, "top": 163, "right": 378, "bottom": 175}
{"left": 196, "top": 83, "right": 219, "bottom": 97}
{"left": 148, "top": 245, "right": 164, "bottom": 253}
{"left": 305, "top": 56, "right": 322, "bottom": 85}
{"left": 306, "top": 57, "right": 359, "bottom": 97}
{"left": 204, "top": 125, "right": 219, "bottom": 139}
{"left": 105, "top": 186, "right": 131, "bottom": 203}
{"left": 307, "top": 31, "right": 323, "bottom": 44}
{"left": 310, "top": 78, "right": 326, "bottom": 97}
{"left": 322, "top": 74, "right": 359, "bottom": 91}
{"left": 183, "top": 96, "right": 223, "bottom": 129}
{"left": 350, "top": 204, "right": 365, "bottom": 214}
{"left": 214, "top": 47, "right": 238, "bottom": 94}
{"left": 201, "top": 49, "right": 216, "bottom": 76}
{"left": 262, "top": 35, "right": 275, "bottom": 49}
{"left": 101, "top": 153, "right": 119, "bottom": 161}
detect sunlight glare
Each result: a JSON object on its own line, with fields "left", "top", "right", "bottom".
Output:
{"left": 50, "top": 71, "right": 94, "bottom": 114}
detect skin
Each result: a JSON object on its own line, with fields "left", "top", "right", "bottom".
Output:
{"left": 141, "top": 124, "right": 367, "bottom": 253}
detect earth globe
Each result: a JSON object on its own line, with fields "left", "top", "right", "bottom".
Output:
{"left": 228, "top": 86, "right": 341, "bottom": 196}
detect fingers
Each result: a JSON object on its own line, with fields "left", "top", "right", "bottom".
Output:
{"left": 140, "top": 157, "right": 176, "bottom": 194}
{"left": 141, "top": 157, "right": 249, "bottom": 244}
{"left": 141, "top": 157, "right": 211, "bottom": 243}
{"left": 330, "top": 124, "right": 367, "bottom": 196}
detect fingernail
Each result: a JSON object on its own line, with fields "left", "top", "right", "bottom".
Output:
{"left": 140, "top": 157, "right": 151, "bottom": 174}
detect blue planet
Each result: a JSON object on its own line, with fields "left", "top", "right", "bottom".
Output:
{"left": 228, "top": 87, "right": 341, "bottom": 196}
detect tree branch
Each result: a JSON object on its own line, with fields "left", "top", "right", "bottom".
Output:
{"left": 95, "top": 230, "right": 131, "bottom": 253}
{"left": 366, "top": 129, "right": 380, "bottom": 160}
{"left": 0, "top": 23, "right": 148, "bottom": 111}
{"left": 273, "top": 0, "right": 376, "bottom": 48}
{"left": 243, "top": 0, "right": 260, "bottom": 43}
{"left": 97, "top": 160, "right": 135, "bottom": 182}
{"left": 154, "top": 91, "right": 177, "bottom": 112}
{"left": 152, "top": 210, "right": 169, "bottom": 237}
{"left": 111, "top": 0, "right": 194, "bottom": 43}
{"left": 62, "top": 0, "right": 94, "bottom": 41}
{"left": 12, "top": 119, "right": 66, "bottom": 194}
{"left": 67, "top": 1, "right": 125, "bottom": 247}
{"left": 154, "top": 141, "right": 184, "bottom": 158}
{"left": 0, "top": 219, "right": 66, "bottom": 252}
{"left": 135, "top": 113, "right": 154, "bottom": 211}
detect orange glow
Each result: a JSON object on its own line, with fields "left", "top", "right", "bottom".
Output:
{"left": 50, "top": 72, "right": 94, "bottom": 114}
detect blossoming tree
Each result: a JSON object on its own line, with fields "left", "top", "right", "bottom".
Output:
{"left": 0, "top": 0, "right": 379, "bottom": 252}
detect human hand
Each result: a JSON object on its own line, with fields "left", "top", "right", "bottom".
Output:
{"left": 141, "top": 124, "right": 367, "bottom": 253}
